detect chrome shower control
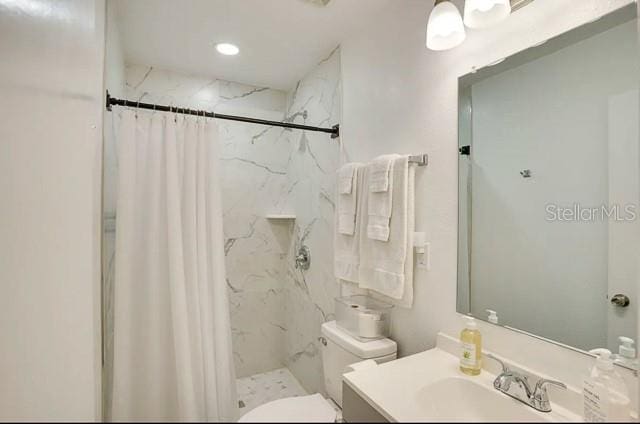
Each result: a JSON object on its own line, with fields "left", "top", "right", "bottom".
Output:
{"left": 295, "top": 245, "right": 311, "bottom": 270}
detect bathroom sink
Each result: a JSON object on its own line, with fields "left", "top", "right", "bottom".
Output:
{"left": 343, "top": 343, "right": 581, "bottom": 422}
{"left": 416, "top": 377, "right": 551, "bottom": 422}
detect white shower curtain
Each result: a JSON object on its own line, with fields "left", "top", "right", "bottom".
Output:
{"left": 111, "top": 110, "right": 237, "bottom": 421}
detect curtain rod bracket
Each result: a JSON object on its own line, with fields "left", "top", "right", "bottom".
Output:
{"left": 106, "top": 90, "right": 113, "bottom": 111}
{"left": 331, "top": 124, "right": 340, "bottom": 139}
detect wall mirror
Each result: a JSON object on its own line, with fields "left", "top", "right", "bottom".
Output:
{"left": 457, "top": 4, "right": 639, "bottom": 368}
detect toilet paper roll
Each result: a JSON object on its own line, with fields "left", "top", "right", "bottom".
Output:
{"left": 358, "top": 311, "right": 383, "bottom": 338}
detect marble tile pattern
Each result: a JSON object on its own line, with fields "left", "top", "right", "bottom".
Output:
{"left": 101, "top": 224, "right": 116, "bottom": 421}
{"left": 103, "top": 52, "right": 341, "bottom": 389}
{"left": 281, "top": 47, "right": 342, "bottom": 394}
{"left": 236, "top": 368, "right": 308, "bottom": 416}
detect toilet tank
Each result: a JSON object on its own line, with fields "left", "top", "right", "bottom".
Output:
{"left": 320, "top": 321, "right": 397, "bottom": 407}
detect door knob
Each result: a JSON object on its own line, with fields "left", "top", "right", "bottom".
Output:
{"left": 611, "top": 294, "right": 630, "bottom": 307}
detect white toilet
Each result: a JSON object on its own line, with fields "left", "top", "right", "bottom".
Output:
{"left": 238, "top": 320, "right": 397, "bottom": 422}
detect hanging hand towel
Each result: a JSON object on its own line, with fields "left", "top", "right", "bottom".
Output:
{"left": 337, "top": 163, "right": 363, "bottom": 235}
{"left": 359, "top": 156, "right": 409, "bottom": 300}
{"left": 335, "top": 164, "right": 365, "bottom": 282}
{"left": 369, "top": 154, "right": 398, "bottom": 192}
{"left": 339, "top": 163, "right": 358, "bottom": 194}
{"left": 367, "top": 154, "right": 401, "bottom": 241}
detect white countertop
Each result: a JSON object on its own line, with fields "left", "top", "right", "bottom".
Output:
{"left": 343, "top": 340, "right": 581, "bottom": 422}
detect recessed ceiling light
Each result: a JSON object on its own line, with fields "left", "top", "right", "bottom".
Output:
{"left": 215, "top": 43, "right": 239, "bottom": 56}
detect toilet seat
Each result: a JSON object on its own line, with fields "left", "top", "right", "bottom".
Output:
{"left": 238, "top": 393, "right": 337, "bottom": 423}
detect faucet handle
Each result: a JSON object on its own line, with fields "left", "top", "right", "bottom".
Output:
{"left": 485, "top": 353, "right": 509, "bottom": 373}
{"left": 532, "top": 379, "right": 567, "bottom": 412}
{"left": 534, "top": 378, "right": 567, "bottom": 394}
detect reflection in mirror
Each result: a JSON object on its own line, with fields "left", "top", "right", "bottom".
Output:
{"left": 457, "top": 4, "right": 639, "bottom": 368}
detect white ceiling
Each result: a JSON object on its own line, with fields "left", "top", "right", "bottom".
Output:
{"left": 113, "top": 0, "right": 394, "bottom": 91}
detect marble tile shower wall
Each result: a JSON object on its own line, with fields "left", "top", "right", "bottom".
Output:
{"left": 104, "top": 53, "right": 341, "bottom": 389}
{"left": 281, "top": 47, "right": 341, "bottom": 394}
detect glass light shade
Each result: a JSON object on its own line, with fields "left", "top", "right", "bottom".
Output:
{"left": 426, "top": 1, "right": 466, "bottom": 51}
{"left": 464, "top": 0, "right": 511, "bottom": 29}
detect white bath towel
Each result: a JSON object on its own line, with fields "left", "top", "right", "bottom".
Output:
{"left": 337, "top": 163, "right": 363, "bottom": 235}
{"left": 369, "top": 154, "right": 398, "bottom": 192}
{"left": 338, "top": 163, "right": 358, "bottom": 194}
{"left": 369, "top": 162, "right": 415, "bottom": 308}
{"left": 367, "top": 155, "right": 400, "bottom": 241}
{"left": 359, "top": 156, "right": 412, "bottom": 301}
{"left": 335, "top": 166, "right": 366, "bottom": 282}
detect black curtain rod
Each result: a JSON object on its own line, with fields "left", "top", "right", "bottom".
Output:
{"left": 105, "top": 91, "right": 339, "bottom": 139}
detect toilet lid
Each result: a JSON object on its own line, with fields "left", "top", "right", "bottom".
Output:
{"left": 238, "top": 394, "right": 337, "bottom": 423}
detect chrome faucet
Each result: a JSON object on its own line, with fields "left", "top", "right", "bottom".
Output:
{"left": 485, "top": 353, "right": 567, "bottom": 413}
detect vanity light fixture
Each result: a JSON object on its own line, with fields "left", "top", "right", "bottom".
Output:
{"left": 215, "top": 42, "right": 240, "bottom": 56}
{"left": 426, "top": 0, "right": 466, "bottom": 51}
{"left": 426, "top": 0, "right": 535, "bottom": 51}
{"left": 464, "top": 0, "right": 511, "bottom": 29}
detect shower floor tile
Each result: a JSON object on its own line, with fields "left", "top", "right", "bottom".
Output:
{"left": 236, "top": 367, "right": 308, "bottom": 415}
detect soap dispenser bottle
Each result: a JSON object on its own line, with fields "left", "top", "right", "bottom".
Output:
{"left": 460, "top": 316, "right": 482, "bottom": 376}
{"left": 486, "top": 309, "right": 498, "bottom": 324}
{"left": 583, "top": 348, "right": 631, "bottom": 422}
{"left": 616, "top": 337, "right": 638, "bottom": 368}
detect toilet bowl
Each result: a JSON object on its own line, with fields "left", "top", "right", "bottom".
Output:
{"left": 238, "top": 320, "right": 397, "bottom": 422}
{"left": 237, "top": 393, "right": 336, "bottom": 423}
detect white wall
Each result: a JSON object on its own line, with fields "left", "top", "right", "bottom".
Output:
{"left": 340, "top": 0, "right": 636, "bottom": 392}
{"left": 0, "top": 0, "right": 105, "bottom": 420}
